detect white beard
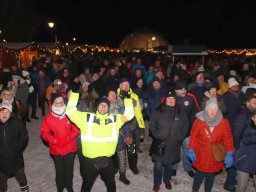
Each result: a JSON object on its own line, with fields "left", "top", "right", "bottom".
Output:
{"left": 52, "top": 105, "right": 66, "bottom": 116}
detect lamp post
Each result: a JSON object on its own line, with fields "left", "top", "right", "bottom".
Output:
{"left": 48, "top": 21, "right": 57, "bottom": 43}
{"left": 147, "top": 36, "right": 156, "bottom": 51}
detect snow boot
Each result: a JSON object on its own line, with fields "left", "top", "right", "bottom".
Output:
{"left": 119, "top": 172, "right": 130, "bottom": 185}
{"left": 20, "top": 184, "right": 29, "bottom": 192}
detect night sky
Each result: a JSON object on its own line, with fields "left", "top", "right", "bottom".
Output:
{"left": 1, "top": 0, "right": 256, "bottom": 49}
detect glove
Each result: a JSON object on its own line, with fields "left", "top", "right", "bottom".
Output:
{"left": 120, "top": 90, "right": 130, "bottom": 99}
{"left": 71, "top": 84, "right": 81, "bottom": 93}
{"left": 188, "top": 149, "right": 196, "bottom": 163}
{"left": 140, "top": 129, "right": 145, "bottom": 142}
{"left": 224, "top": 151, "right": 234, "bottom": 168}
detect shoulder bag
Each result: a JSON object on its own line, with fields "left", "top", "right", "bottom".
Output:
{"left": 149, "top": 137, "right": 166, "bottom": 157}
{"left": 205, "top": 127, "right": 226, "bottom": 162}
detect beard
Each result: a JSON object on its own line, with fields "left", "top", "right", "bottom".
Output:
{"left": 52, "top": 105, "right": 66, "bottom": 116}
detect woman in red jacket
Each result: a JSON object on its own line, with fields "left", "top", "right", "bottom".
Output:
{"left": 188, "top": 98, "right": 235, "bottom": 192}
{"left": 40, "top": 93, "right": 80, "bottom": 192}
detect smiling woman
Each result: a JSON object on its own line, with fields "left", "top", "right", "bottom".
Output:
{"left": 0, "top": 101, "right": 29, "bottom": 191}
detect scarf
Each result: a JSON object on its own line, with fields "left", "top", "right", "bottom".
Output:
{"left": 196, "top": 110, "right": 223, "bottom": 127}
{"left": 52, "top": 105, "right": 66, "bottom": 116}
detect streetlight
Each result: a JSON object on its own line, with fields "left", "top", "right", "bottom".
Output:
{"left": 147, "top": 36, "right": 156, "bottom": 51}
{"left": 48, "top": 21, "right": 57, "bottom": 43}
{"left": 48, "top": 22, "right": 54, "bottom": 28}
{"left": 72, "top": 37, "right": 76, "bottom": 43}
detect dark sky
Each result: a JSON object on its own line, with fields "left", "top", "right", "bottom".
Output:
{"left": 1, "top": 0, "right": 256, "bottom": 49}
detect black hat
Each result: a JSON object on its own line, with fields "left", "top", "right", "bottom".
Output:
{"left": 161, "top": 90, "right": 176, "bottom": 104}
{"left": 245, "top": 88, "right": 256, "bottom": 101}
{"left": 152, "top": 76, "right": 161, "bottom": 83}
{"left": 96, "top": 96, "right": 110, "bottom": 109}
{"left": 166, "top": 90, "right": 176, "bottom": 98}
{"left": 175, "top": 80, "right": 187, "bottom": 90}
{"left": 51, "top": 93, "right": 64, "bottom": 104}
{"left": 119, "top": 78, "right": 130, "bottom": 84}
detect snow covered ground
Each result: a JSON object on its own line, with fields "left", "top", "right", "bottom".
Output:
{"left": 6, "top": 113, "right": 256, "bottom": 192}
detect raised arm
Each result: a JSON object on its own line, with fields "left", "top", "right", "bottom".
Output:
{"left": 66, "top": 91, "right": 89, "bottom": 129}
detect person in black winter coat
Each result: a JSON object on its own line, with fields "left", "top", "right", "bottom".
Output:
{"left": 234, "top": 110, "right": 256, "bottom": 192}
{"left": 149, "top": 91, "right": 189, "bottom": 192}
{"left": 0, "top": 102, "right": 29, "bottom": 192}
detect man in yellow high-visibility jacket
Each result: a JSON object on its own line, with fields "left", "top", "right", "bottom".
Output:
{"left": 117, "top": 78, "right": 145, "bottom": 175}
{"left": 66, "top": 91, "right": 134, "bottom": 192}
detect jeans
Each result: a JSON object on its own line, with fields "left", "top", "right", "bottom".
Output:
{"left": 182, "top": 137, "right": 192, "bottom": 171}
{"left": 153, "top": 161, "right": 173, "bottom": 185}
{"left": 193, "top": 170, "right": 215, "bottom": 192}
{"left": 172, "top": 137, "right": 192, "bottom": 172}
{"left": 236, "top": 170, "right": 256, "bottom": 192}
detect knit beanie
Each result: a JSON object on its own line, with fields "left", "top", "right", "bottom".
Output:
{"left": 51, "top": 93, "right": 64, "bottom": 104}
{"left": 96, "top": 97, "right": 110, "bottom": 110}
{"left": 228, "top": 77, "right": 239, "bottom": 88}
{"left": 205, "top": 98, "right": 219, "bottom": 111}
{"left": 119, "top": 78, "right": 130, "bottom": 85}
{"left": 0, "top": 101, "right": 12, "bottom": 112}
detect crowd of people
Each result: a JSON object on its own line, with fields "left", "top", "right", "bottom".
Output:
{"left": 0, "top": 51, "right": 256, "bottom": 192}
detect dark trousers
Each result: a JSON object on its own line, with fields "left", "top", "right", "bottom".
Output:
{"left": 38, "top": 94, "right": 46, "bottom": 115}
{"left": 0, "top": 168, "right": 28, "bottom": 191}
{"left": 52, "top": 152, "right": 75, "bottom": 192}
{"left": 127, "top": 129, "right": 138, "bottom": 170}
{"left": 224, "top": 166, "right": 237, "bottom": 189}
{"left": 29, "top": 96, "right": 37, "bottom": 118}
{"left": 193, "top": 170, "right": 215, "bottom": 192}
{"left": 81, "top": 157, "right": 116, "bottom": 192}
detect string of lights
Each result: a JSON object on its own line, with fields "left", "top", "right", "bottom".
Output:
{"left": 1, "top": 43, "right": 256, "bottom": 57}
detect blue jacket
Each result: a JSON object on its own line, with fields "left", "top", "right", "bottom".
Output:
{"left": 234, "top": 120, "right": 256, "bottom": 175}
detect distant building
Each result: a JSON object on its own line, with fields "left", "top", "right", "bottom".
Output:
{"left": 119, "top": 30, "right": 169, "bottom": 51}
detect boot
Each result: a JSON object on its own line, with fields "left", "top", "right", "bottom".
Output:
{"left": 187, "top": 170, "right": 195, "bottom": 177}
{"left": 119, "top": 172, "right": 130, "bottom": 185}
{"left": 20, "top": 184, "right": 29, "bottom": 192}
{"left": 153, "top": 184, "right": 160, "bottom": 192}
{"left": 164, "top": 181, "right": 172, "bottom": 190}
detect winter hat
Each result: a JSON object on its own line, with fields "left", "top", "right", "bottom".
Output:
{"left": 0, "top": 101, "right": 12, "bottom": 113}
{"left": 228, "top": 77, "right": 239, "bottom": 88}
{"left": 166, "top": 90, "right": 176, "bottom": 98}
{"left": 96, "top": 96, "right": 110, "bottom": 110}
{"left": 229, "top": 70, "right": 237, "bottom": 77}
{"left": 205, "top": 98, "right": 219, "bottom": 111}
{"left": 119, "top": 78, "right": 130, "bottom": 85}
{"left": 12, "top": 75, "right": 22, "bottom": 81}
{"left": 51, "top": 93, "right": 64, "bottom": 104}
{"left": 245, "top": 88, "right": 256, "bottom": 100}
{"left": 161, "top": 90, "right": 176, "bottom": 104}
{"left": 175, "top": 80, "right": 187, "bottom": 90}
{"left": 152, "top": 76, "right": 161, "bottom": 83}
{"left": 22, "top": 70, "right": 30, "bottom": 77}
{"left": 82, "top": 81, "right": 90, "bottom": 87}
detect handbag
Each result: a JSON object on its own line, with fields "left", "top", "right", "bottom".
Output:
{"left": 205, "top": 127, "right": 226, "bottom": 162}
{"left": 211, "top": 142, "right": 226, "bottom": 162}
{"left": 149, "top": 138, "right": 166, "bottom": 156}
